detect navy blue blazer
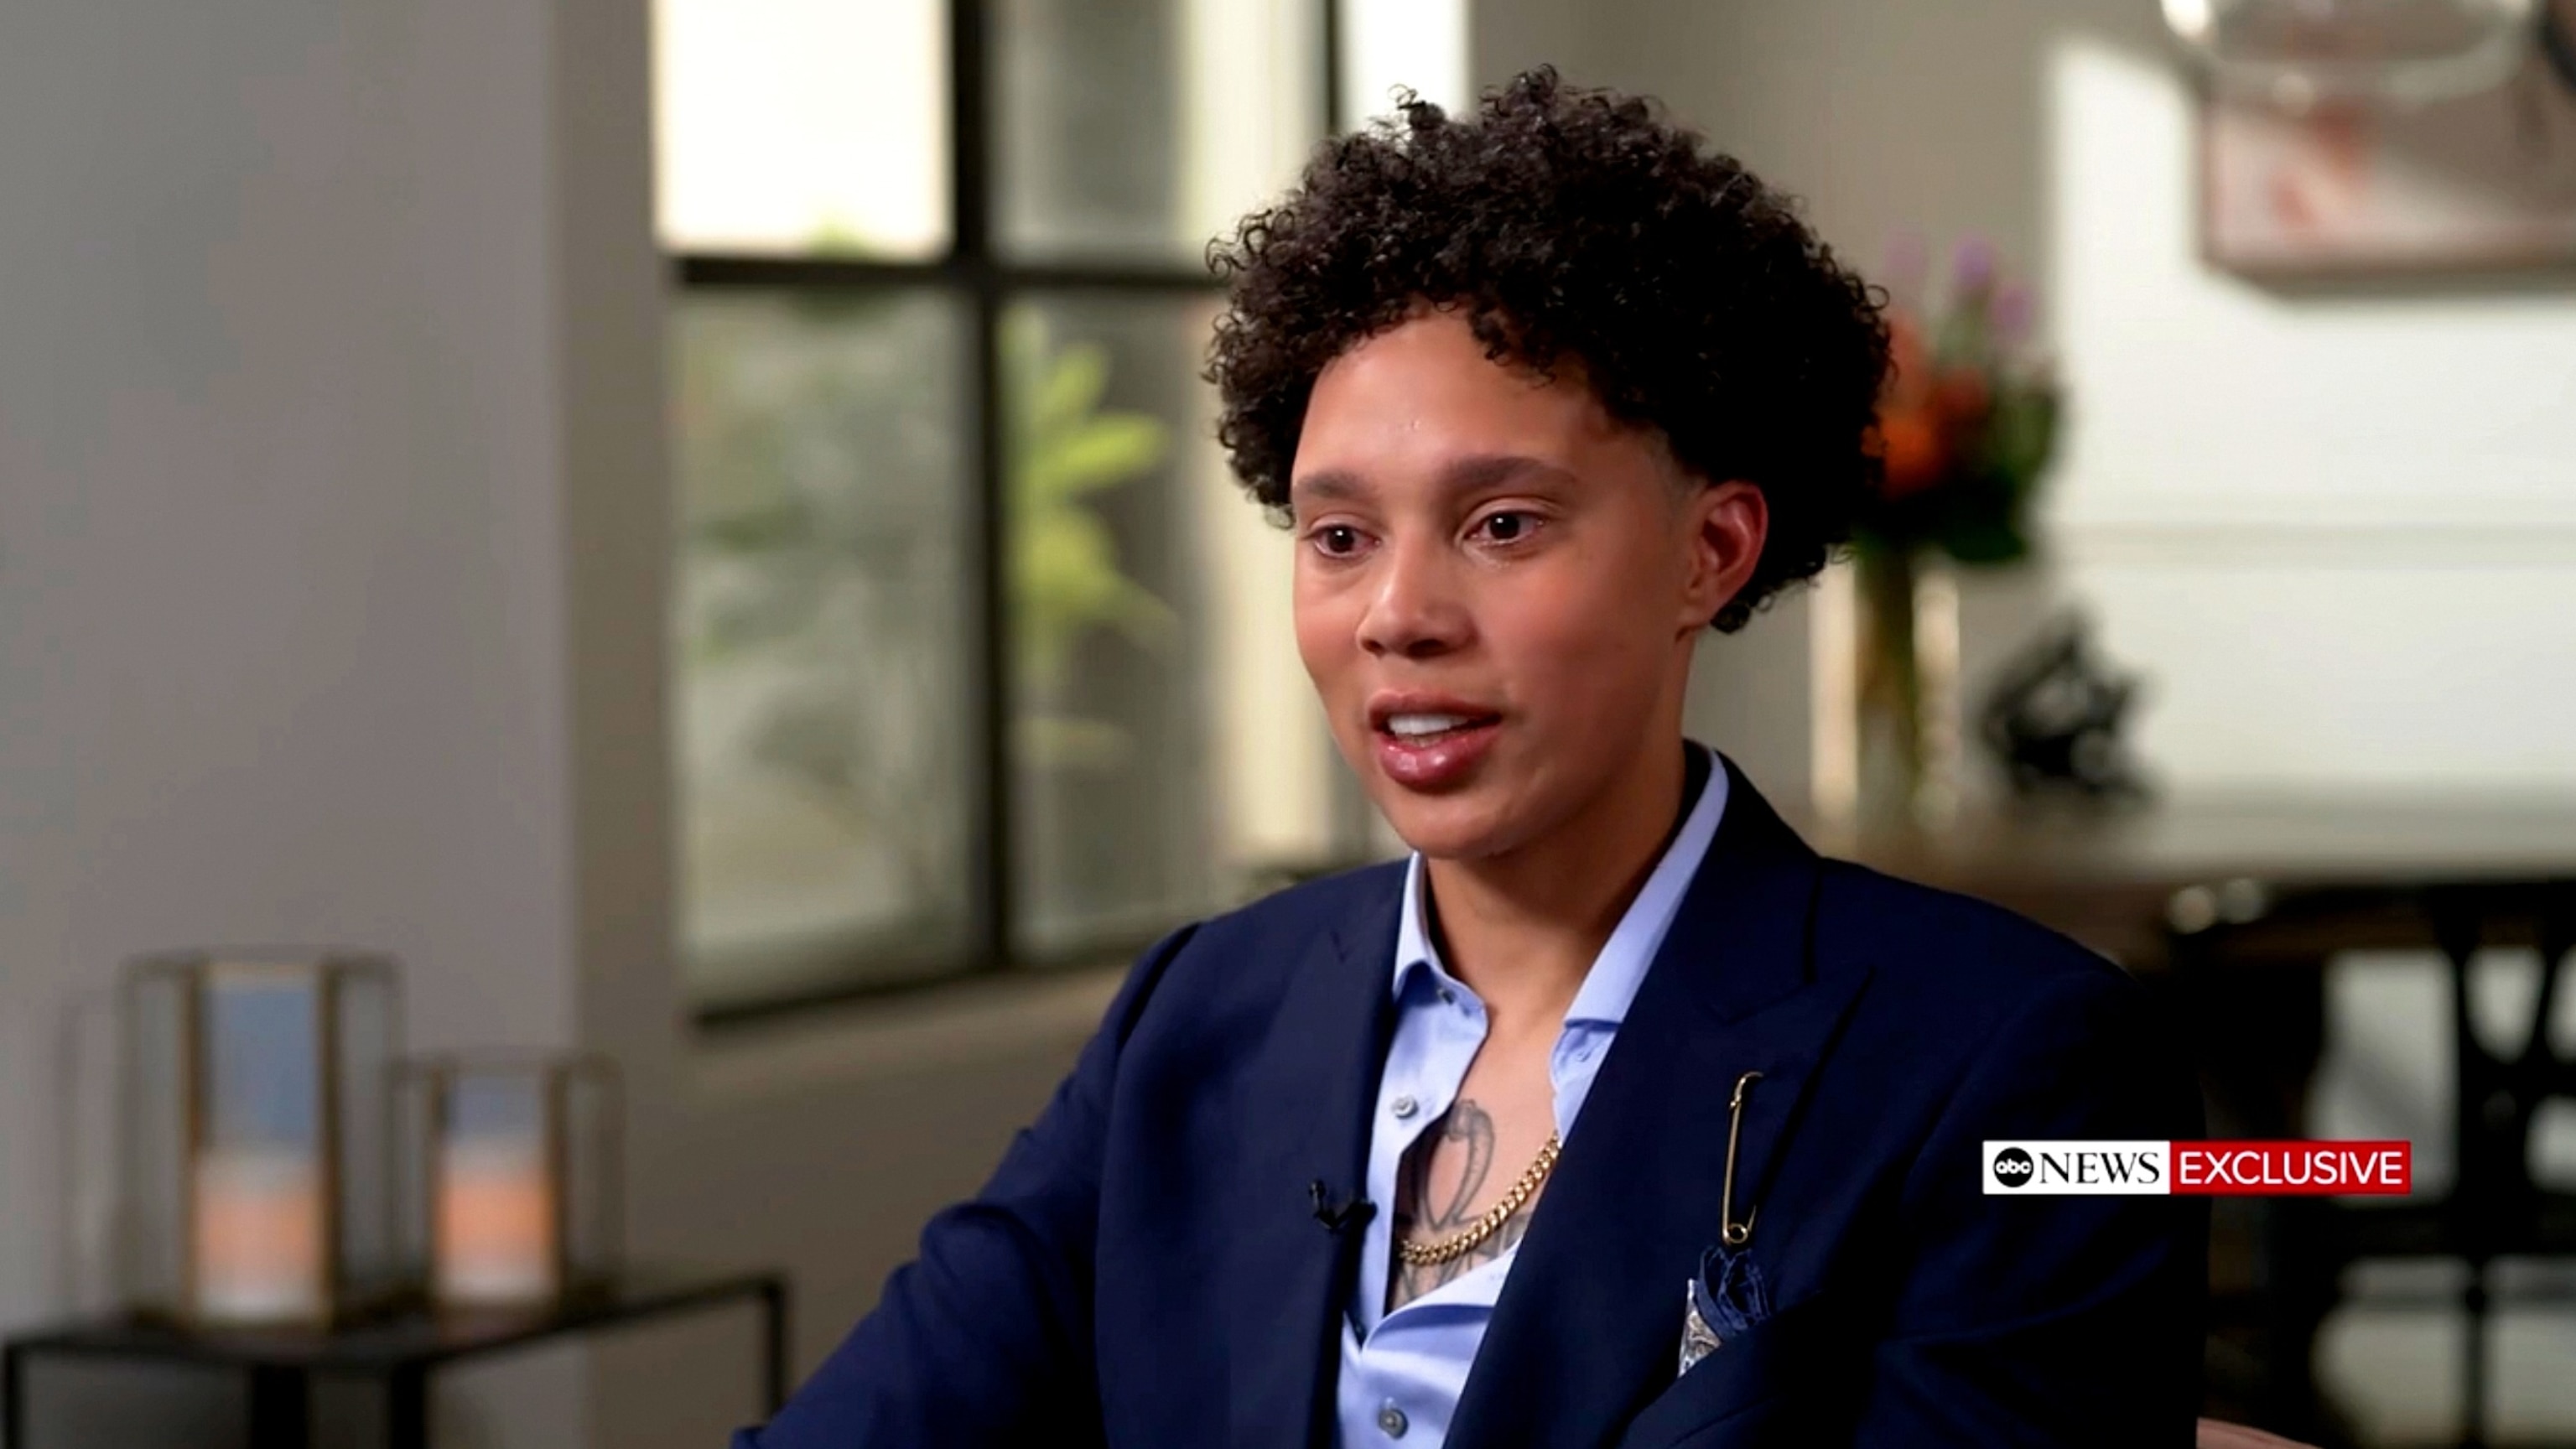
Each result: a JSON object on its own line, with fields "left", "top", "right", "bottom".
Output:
{"left": 740, "top": 761, "right": 2207, "bottom": 1447}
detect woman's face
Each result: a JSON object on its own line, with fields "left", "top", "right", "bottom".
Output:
{"left": 1289, "top": 311, "right": 1764, "bottom": 862}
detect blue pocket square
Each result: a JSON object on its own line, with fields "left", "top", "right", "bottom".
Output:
{"left": 1676, "top": 1243, "right": 1773, "bottom": 1376}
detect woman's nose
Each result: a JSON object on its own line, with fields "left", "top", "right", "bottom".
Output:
{"left": 1356, "top": 539, "right": 1470, "bottom": 659}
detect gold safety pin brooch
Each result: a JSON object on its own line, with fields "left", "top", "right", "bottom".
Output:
{"left": 1718, "top": 1070, "right": 1763, "bottom": 1249}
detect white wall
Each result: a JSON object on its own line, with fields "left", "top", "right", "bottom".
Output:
{"left": 0, "top": 0, "right": 578, "bottom": 1326}
{"left": 2044, "top": 34, "right": 2576, "bottom": 794}
{"left": 1556, "top": 0, "right": 2576, "bottom": 806}
{"left": 0, "top": 0, "right": 618, "bottom": 1439}
{"left": 0, "top": 0, "right": 584, "bottom": 1432}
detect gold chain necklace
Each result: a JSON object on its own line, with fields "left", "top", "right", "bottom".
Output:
{"left": 1395, "top": 1131, "right": 1563, "bottom": 1267}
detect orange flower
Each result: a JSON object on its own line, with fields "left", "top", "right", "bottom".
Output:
{"left": 1874, "top": 311, "right": 1947, "bottom": 499}
{"left": 1932, "top": 366, "right": 1992, "bottom": 427}
{"left": 1883, "top": 314, "right": 1931, "bottom": 407}
{"left": 1876, "top": 408, "right": 1945, "bottom": 499}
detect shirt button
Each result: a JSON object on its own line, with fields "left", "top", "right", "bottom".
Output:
{"left": 1390, "top": 1094, "right": 1419, "bottom": 1119}
{"left": 1437, "top": 988, "right": 1457, "bottom": 1006}
{"left": 1378, "top": 1402, "right": 1409, "bottom": 1438}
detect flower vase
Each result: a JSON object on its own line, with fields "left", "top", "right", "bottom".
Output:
{"left": 1851, "top": 547, "right": 1961, "bottom": 829}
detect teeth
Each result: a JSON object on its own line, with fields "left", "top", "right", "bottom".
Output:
{"left": 1385, "top": 713, "right": 1476, "bottom": 738}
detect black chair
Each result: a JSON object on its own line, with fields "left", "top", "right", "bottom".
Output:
{"left": 2168, "top": 880, "right": 2576, "bottom": 1449}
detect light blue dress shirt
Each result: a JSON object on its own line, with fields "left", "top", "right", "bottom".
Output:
{"left": 1333, "top": 746, "right": 1729, "bottom": 1446}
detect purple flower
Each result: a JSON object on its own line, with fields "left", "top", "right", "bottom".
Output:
{"left": 1993, "top": 283, "right": 2033, "bottom": 343}
{"left": 1952, "top": 236, "right": 1996, "bottom": 293}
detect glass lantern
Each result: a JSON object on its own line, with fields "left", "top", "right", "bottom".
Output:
{"left": 119, "top": 950, "right": 407, "bottom": 1327}
{"left": 395, "top": 1053, "right": 621, "bottom": 1311}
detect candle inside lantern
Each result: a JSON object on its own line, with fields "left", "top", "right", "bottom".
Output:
{"left": 193, "top": 1148, "right": 325, "bottom": 1322}
{"left": 435, "top": 1137, "right": 558, "bottom": 1305}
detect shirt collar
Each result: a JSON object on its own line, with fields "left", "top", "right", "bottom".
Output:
{"left": 1389, "top": 742, "right": 1730, "bottom": 1026}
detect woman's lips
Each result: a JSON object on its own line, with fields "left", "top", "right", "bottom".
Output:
{"left": 1373, "top": 717, "right": 1501, "bottom": 790}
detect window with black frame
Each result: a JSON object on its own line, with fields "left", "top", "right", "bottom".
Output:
{"left": 656, "top": 0, "right": 1441, "bottom": 1019}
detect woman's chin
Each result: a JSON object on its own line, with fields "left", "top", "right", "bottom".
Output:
{"left": 1375, "top": 793, "right": 1528, "bottom": 864}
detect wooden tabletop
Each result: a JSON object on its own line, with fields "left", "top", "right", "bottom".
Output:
{"left": 1794, "top": 793, "right": 2576, "bottom": 968}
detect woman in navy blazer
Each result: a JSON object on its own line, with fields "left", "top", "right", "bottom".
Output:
{"left": 740, "top": 70, "right": 2205, "bottom": 1448}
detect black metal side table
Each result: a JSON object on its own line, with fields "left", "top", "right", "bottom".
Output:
{"left": 3, "top": 1272, "right": 787, "bottom": 1449}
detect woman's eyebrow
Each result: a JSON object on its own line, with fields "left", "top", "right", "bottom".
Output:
{"left": 1442, "top": 454, "right": 1577, "bottom": 493}
{"left": 1287, "top": 454, "right": 1577, "bottom": 512}
{"left": 1288, "top": 469, "right": 1368, "bottom": 506}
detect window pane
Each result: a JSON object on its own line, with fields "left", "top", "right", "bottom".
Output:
{"left": 654, "top": 0, "right": 949, "bottom": 257}
{"left": 1007, "top": 296, "right": 1208, "bottom": 951}
{"left": 672, "top": 289, "right": 977, "bottom": 1005}
{"left": 995, "top": 0, "right": 1322, "bottom": 265}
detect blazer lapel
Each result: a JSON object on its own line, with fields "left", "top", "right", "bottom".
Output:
{"left": 1444, "top": 766, "right": 1872, "bottom": 1449}
{"left": 1226, "top": 865, "right": 1404, "bottom": 1449}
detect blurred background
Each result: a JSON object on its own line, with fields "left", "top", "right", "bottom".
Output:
{"left": 2, "top": 0, "right": 2572, "bottom": 1443}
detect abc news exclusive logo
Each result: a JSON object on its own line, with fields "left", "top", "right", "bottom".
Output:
{"left": 1981, "top": 1140, "right": 2412, "bottom": 1197}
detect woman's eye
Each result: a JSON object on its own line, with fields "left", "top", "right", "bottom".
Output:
{"left": 1311, "top": 524, "right": 1364, "bottom": 557}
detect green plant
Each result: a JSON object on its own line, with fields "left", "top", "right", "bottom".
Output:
{"left": 1003, "top": 309, "right": 1175, "bottom": 701}
{"left": 679, "top": 301, "right": 1179, "bottom": 802}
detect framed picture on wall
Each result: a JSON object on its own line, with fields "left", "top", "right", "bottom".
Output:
{"left": 2200, "top": 0, "right": 2576, "bottom": 275}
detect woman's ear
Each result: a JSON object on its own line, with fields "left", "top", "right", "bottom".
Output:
{"left": 1678, "top": 479, "right": 1768, "bottom": 633}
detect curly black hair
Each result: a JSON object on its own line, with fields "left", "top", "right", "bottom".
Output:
{"left": 1206, "top": 68, "right": 1890, "bottom": 633}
